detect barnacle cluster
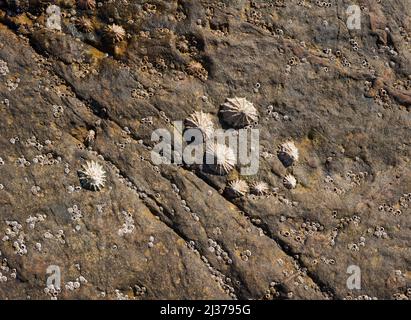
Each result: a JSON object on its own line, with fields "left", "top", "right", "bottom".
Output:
{"left": 118, "top": 210, "right": 135, "bottom": 236}
{"left": 78, "top": 160, "right": 106, "bottom": 191}
{"left": 0, "top": 59, "right": 9, "bottom": 76}
{"left": 220, "top": 97, "right": 259, "bottom": 128}
{"left": 186, "top": 61, "right": 208, "bottom": 81}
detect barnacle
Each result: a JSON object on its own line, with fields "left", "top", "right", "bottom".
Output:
{"left": 205, "top": 142, "right": 236, "bottom": 175}
{"left": 77, "top": 17, "right": 94, "bottom": 33}
{"left": 77, "top": 0, "right": 96, "bottom": 10}
{"left": 283, "top": 174, "right": 297, "bottom": 189}
{"left": 227, "top": 179, "right": 249, "bottom": 197}
{"left": 278, "top": 141, "right": 299, "bottom": 167}
{"left": 250, "top": 181, "right": 269, "bottom": 195}
{"left": 186, "top": 61, "right": 208, "bottom": 81}
{"left": 78, "top": 161, "right": 106, "bottom": 191}
{"left": 220, "top": 97, "right": 258, "bottom": 128}
{"left": 105, "top": 24, "right": 126, "bottom": 43}
{"left": 184, "top": 111, "right": 214, "bottom": 140}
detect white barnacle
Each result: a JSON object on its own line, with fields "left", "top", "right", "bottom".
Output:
{"left": 105, "top": 24, "right": 126, "bottom": 43}
{"left": 227, "top": 179, "right": 249, "bottom": 197}
{"left": 78, "top": 161, "right": 106, "bottom": 191}
{"left": 278, "top": 141, "right": 299, "bottom": 167}
{"left": 205, "top": 142, "right": 236, "bottom": 175}
{"left": 220, "top": 97, "right": 258, "bottom": 128}
{"left": 283, "top": 174, "right": 297, "bottom": 189}
{"left": 250, "top": 181, "right": 269, "bottom": 195}
{"left": 184, "top": 111, "right": 214, "bottom": 140}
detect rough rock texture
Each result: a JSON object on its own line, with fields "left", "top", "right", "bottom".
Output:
{"left": 0, "top": 0, "right": 410, "bottom": 300}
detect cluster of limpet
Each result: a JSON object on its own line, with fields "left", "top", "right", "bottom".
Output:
{"left": 276, "top": 140, "right": 299, "bottom": 189}
{"left": 220, "top": 97, "right": 259, "bottom": 128}
{"left": 226, "top": 180, "right": 270, "bottom": 197}
{"left": 184, "top": 111, "right": 214, "bottom": 140}
{"left": 205, "top": 142, "right": 236, "bottom": 175}
{"left": 78, "top": 160, "right": 106, "bottom": 191}
{"left": 278, "top": 141, "right": 299, "bottom": 167}
{"left": 105, "top": 24, "right": 126, "bottom": 43}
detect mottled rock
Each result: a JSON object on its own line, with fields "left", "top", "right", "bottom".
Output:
{"left": 0, "top": 0, "right": 410, "bottom": 300}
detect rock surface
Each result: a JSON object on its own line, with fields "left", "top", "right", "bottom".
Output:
{"left": 0, "top": 0, "right": 410, "bottom": 300}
